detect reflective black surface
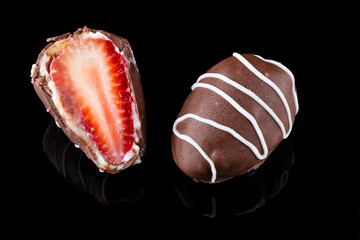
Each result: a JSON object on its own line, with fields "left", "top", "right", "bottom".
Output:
{"left": 5, "top": 2, "right": 360, "bottom": 239}
{"left": 43, "top": 119, "right": 294, "bottom": 215}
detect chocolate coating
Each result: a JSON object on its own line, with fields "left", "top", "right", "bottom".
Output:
{"left": 172, "top": 53, "right": 298, "bottom": 183}
{"left": 31, "top": 27, "right": 146, "bottom": 173}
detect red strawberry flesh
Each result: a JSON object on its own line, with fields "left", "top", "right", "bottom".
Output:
{"left": 49, "top": 37, "right": 135, "bottom": 165}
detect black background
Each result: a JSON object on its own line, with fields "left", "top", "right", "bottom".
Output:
{"left": 3, "top": 2, "right": 360, "bottom": 239}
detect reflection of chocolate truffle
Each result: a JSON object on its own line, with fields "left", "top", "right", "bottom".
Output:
{"left": 172, "top": 53, "right": 298, "bottom": 183}
{"left": 31, "top": 27, "right": 146, "bottom": 174}
{"left": 173, "top": 137, "right": 294, "bottom": 217}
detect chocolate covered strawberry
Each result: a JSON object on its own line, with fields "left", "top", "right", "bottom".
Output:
{"left": 31, "top": 27, "right": 146, "bottom": 173}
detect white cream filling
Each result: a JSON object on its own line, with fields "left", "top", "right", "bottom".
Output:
{"left": 36, "top": 31, "right": 141, "bottom": 170}
{"left": 30, "top": 64, "right": 36, "bottom": 79}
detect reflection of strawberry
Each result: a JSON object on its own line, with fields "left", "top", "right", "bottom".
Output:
{"left": 49, "top": 37, "right": 135, "bottom": 165}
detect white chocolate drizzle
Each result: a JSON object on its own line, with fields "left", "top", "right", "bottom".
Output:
{"left": 173, "top": 53, "right": 298, "bottom": 183}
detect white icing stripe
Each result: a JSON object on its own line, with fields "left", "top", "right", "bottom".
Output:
{"left": 253, "top": 54, "right": 299, "bottom": 113}
{"left": 232, "top": 53, "right": 294, "bottom": 138}
{"left": 173, "top": 114, "right": 217, "bottom": 183}
{"left": 191, "top": 82, "right": 268, "bottom": 159}
{"left": 196, "top": 73, "right": 290, "bottom": 138}
{"left": 173, "top": 53, "right": 298, "bottom": 183}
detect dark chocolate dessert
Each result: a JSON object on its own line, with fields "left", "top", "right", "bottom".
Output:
{"left": 31, "top": 27, "right": 146, "bottom": 173}
{"left": 172, "top": 53, "right": 298, "bottom": 183}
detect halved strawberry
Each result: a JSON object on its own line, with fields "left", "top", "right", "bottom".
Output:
{"left": 49, "top": 36, "right": 135, "bottom": 165}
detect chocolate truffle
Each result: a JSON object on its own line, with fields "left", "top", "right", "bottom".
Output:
{"left": 172, "top": 53, "right": 298, "bottom": 183}
{"left": 31, "top": 27, "right": 146, "bottom": 173}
